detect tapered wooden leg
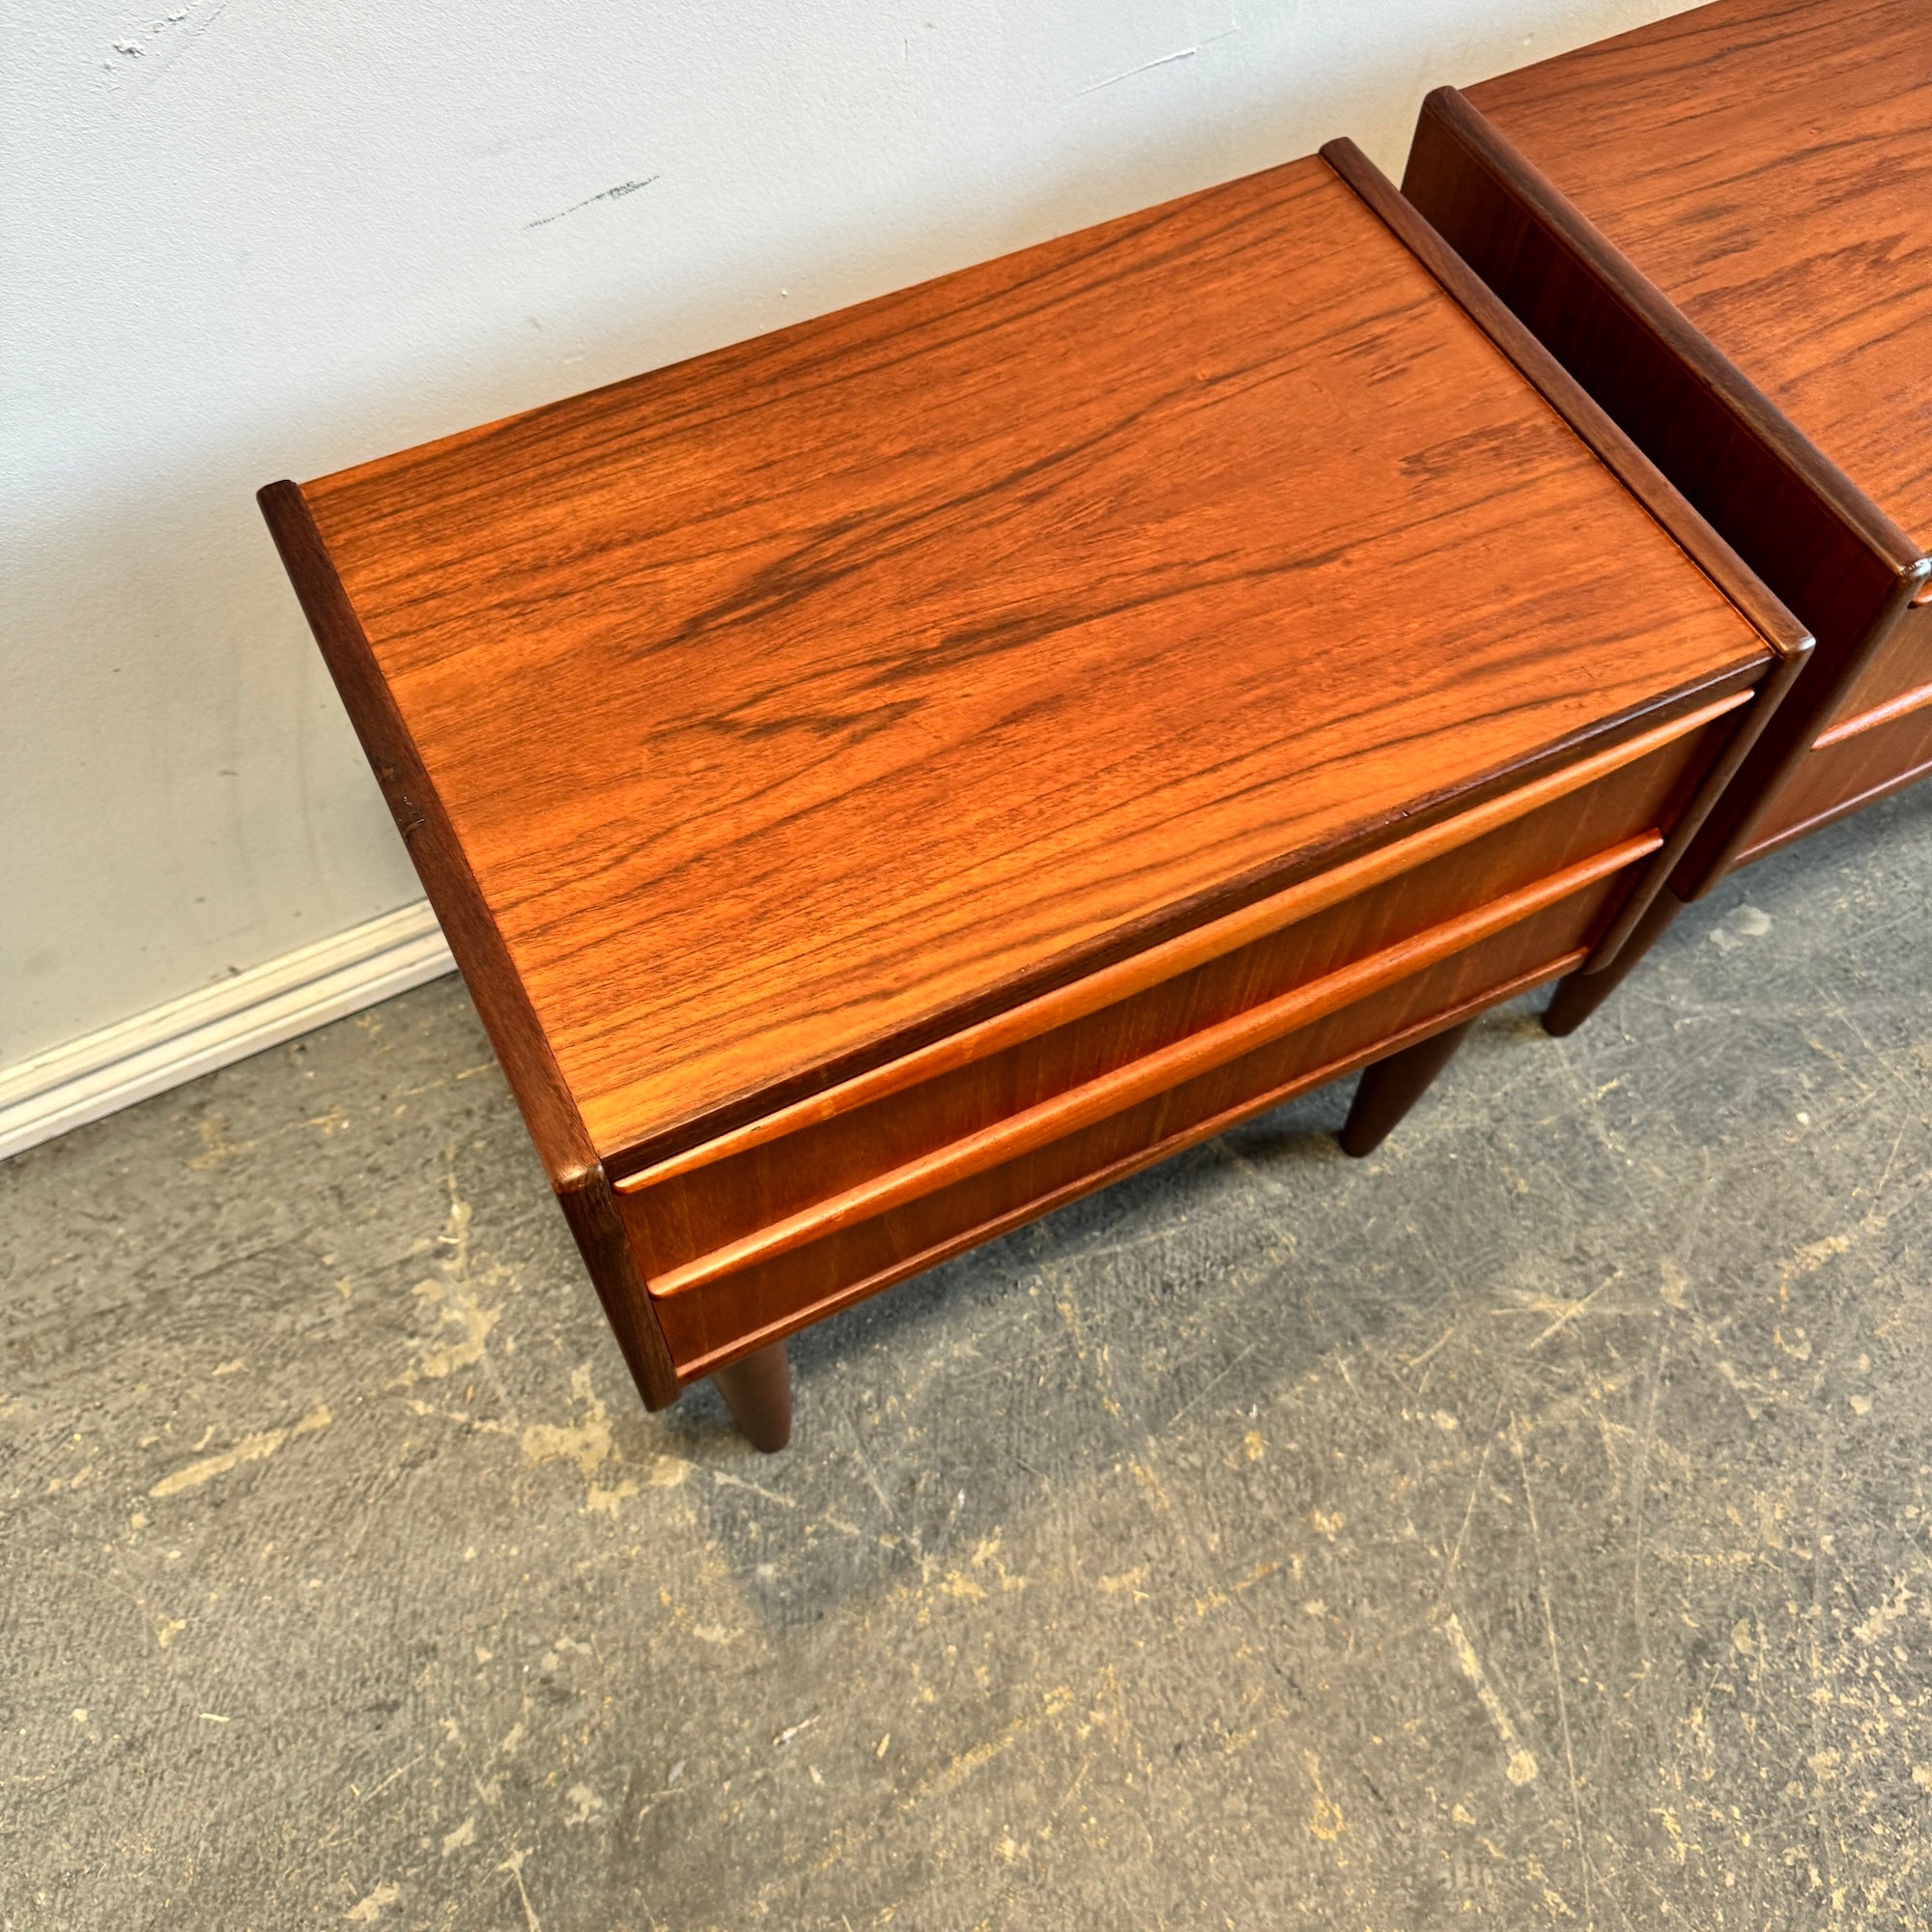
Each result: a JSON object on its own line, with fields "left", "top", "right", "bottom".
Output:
{"left": 712, "top": 1339, "right": 792, "bottom": 1452}
{"left": 1339, "top": 1019, "right": 1476, "bottom": 1157}
{"left": 1542, "top": 888, "right": 1686, "bottom": 1037}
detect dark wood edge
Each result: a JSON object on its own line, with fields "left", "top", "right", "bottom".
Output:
{"left": 602, "top": 660, "right": 1755, "bottom": 1182}
{"left": 1415, "top": 88, "right": 1924, "bottom": 574}
{"left": 257, "top": 480, "right": 681, "bottom": 1407}
{"left": 1607, "top": 634, "right": 1809, "bottom": 933}
{"left": 1321, "top": 136, "right": 1814, "bottom": 957}
{"left": 555, "top": 1177, "right": 685, "bottom": 1406}
{"left": 1676, "top": 567, "right": 1927, "bottom": 893}
{"left": 1321, "top": 137, "right": 1812, "bottom": 666}
{"left": 668, "top": 947, "right": 1581, "bottom": 1381}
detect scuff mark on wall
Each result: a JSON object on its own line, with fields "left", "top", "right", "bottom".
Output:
{"left": 102, "top": 0, "right": 238, "bottom": 93}
{"left": 526, "top": 177, "right": 661, "bottom": 230}
{"left": 1075, "top": 26, "right": 1238, "bottom": 96}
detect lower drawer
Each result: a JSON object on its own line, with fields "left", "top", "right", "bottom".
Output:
{"left": 645, "top": 869, "right": 1630, "bottom": 1377}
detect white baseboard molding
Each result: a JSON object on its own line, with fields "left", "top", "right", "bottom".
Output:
{"left": 0, "top": 900, "right": 456, "bottom": 1163}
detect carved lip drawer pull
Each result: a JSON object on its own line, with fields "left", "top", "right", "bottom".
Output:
{"left": 1813, "top": 679, "right": 1932, "bottom": 752}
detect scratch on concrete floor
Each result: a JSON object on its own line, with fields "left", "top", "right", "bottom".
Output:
{"left": 344, "top": 1880, "right": 399, "bottom": 1921}
{"left": 521, "top": 1366, "right": 611, "bottom": 1481}
{"left": 1496, "top": 1279, "right": 1617, "bottom": 1350}
{"left": 526, "top": 177, "right": 660, "bottom": 229}
{"left": 1442, "top": 1613, "right": 1539, "bottom": 1786}
{"left": 1517, "top": 1430, "right": 1594, "bottom": 1919}
{"left": 711, "top": 1468, "right": 793, "bottom": 1508}
{"left": 497, "top": 1850, "right": 542, "bottom": 1932}
{"left": 895, "top": 1703, "right": 1048, "bottom": 1814}
{"left": 148, "top": 1404, "right": 330, "bottom": 1498}
{"left": 1303, "top": 1750, "right": 1346, "bottom": 1840}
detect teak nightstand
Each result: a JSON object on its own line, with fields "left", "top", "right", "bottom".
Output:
{"left": 1404, "top": 0, "right": 1932, "bottom": 1031}
{"left": 262, "top": 146, "right": 1805, "bottom": 1448}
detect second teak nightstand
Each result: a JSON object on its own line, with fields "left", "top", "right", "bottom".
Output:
{"left": 1405, "top": 0, "right": 1932, "bottom": 1031}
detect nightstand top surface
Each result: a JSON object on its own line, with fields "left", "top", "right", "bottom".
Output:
{"left": 300, "top": 155, "right": 1763, "bottom": 1162}
{"left": 1469, "top": 0, "right": 1932, "bottom": 551}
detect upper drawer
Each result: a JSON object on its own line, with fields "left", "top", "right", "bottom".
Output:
{"left": 615, "top": 696, "right": 1743, "bottom": 1292}
{"left": 1814, "top": 595, "right": 1932, "bottom": 748}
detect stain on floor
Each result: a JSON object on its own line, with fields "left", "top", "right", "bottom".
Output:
{"left": 6, "top": 782, "right": 1932, "bottom": 1929}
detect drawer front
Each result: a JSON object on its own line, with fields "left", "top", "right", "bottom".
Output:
{"left": 649, "top": 882, "right": 1621, "bottom": 1375}
{"left": 1744, "top": 689, "right": 1932, "bottom": 861}
{"left": 1740, "top": 595, "right": 1932, "bottom": 856}
{"left": 1810, "top": 594, "right": 1932, "bottom": 747}
{"left": 619, "top": 712, "right": 1724, "bottom": 1293}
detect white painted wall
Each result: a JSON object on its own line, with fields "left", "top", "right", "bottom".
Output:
{"left": 3, "top": 0, "right": 1686, "bottom": 1088}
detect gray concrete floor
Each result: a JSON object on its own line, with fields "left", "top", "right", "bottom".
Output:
{"left": 7, "top": 786, "right": 1932, "bottom": 1931}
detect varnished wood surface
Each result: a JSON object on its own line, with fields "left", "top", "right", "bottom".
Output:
{"left": 1466, "top": 0, "right": 1932, "bottom": 548}
{"left": 290, "top": 154, "right": 1771, "bottom": 1169}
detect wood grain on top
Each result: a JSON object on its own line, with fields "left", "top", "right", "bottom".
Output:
{"left": 298, "top": 155, "right": 1766, "bottom": 1164}
{"left": 1468, "top": 0, "right": 1932, "bottom": 548}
